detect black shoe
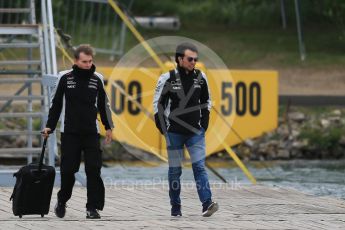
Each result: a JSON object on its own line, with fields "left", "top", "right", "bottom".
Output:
{"left": 54, "top": 202, "right": 66, "bottom": 218}
{"left": 202, "top": 201, "right": 219, "bottom": 217}
{"left": 86, "top": 208, "right": 101, "bottom": 219}
{"left": 171, "top": 204, "right": 182, "bottom": 217}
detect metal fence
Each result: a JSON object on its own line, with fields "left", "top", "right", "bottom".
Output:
{"left": 0, "top": 0, "right": 58, "bottom": 165}
{"left": 0, "top": 0, "right": 33, "bottom": 24}
{"left": 54, "top": 0, "right": 133, "bottom": 60}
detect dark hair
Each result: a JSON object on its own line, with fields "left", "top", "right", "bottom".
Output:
{"left": 74, "top": 44, "right": 94, "bottom": 59}
{"left": 175, "top": 42, "right": 198, "bottom": 64}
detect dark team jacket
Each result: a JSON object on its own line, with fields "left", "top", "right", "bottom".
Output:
{"left": 153, "top": 67, "right": 212, "bottom": 135}
{"left": 46, "top": 64, "right": 114, "bottom": 134}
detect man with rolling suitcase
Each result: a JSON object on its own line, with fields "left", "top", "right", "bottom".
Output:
{"left": 42, "top": 44, "right": 114, "bottom": 219}
{"left": 10, "top": 135, "right": 55, "bottom": 218}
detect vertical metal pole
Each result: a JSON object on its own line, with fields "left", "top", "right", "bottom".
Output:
{"left": 47, "top": 0, "right": 58, "bottom": 166}
{"left": 27, "top": 81, "right": 33, "bottom": 164}
{"left": 294, "top": 0, "right": 306, "bottom": 61}
{"left": 95, "top": 3, "right": 103, "bottom": 47}
{"left": 110, "top": 12, "right": 118, "bottom": 60}
{"left": 14, "top": 0, "right": 21, "bottom": 24}
{"left": 41, "top": 0, "right": 52, "bottom": 74}
{"left": 128, "top": 0, "right": 134, "bottom": 10}
{"left": 118, "top": 19, "right": 127, "bottom": 57}
{"left": 78, "top": 0, "right": 86, "bottom": 44}
{"left": 86, "top": 2, "right": 94, "bottom": 44}
{"left": 47, "top": 0, "right": 57, "bottom": 75}
{"left": 0, "top": 0, "right": 4, "bottom": 23}
{"left": 30, "top": 0, "right": 36, "bottom": 24}
{"left": 63, "top": 0, "right": 68, "bottom": 32}
{"left": 72, "top": 0, "right": 78, "bottom": 38}
{"left": 39, "top": 3, "right": 50, "bottom": 166}
{"left": 47, "top": 86, "right": 57, "bottom": 167}
{"left": 55, "top": 0, "right": 61, "bottom": 28}
{"left": 103, "top": 6, "right": 110, "bottom": 48}
{"left": 6, "top": 0, "right": 11, "bottom": 24}
{"left": 280, "top": 0, "right": 287, "bottom": 29}
{"left": 26, "top": 0, "right": 37, "bottom": 164}
{"left": 118, "top": 0, "right": 133, "bottom": 56}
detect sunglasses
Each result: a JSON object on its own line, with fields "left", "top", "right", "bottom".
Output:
{"left": 185, "top": 56, "right": 198, "bottom": 62}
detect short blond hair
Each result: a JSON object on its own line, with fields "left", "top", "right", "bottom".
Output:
{"left": 74, "top": 44, "right": 94, "bottom": 59}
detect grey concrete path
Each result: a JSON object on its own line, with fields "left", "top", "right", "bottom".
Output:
{"left": 1, "top": 184, "right": 345, "bottom": 229}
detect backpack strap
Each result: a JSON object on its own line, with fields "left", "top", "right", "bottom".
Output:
{"left": 195, "top": 69, "right": 202, "bottom": 81}
{"left": 169, "top": 69, "right": 182, "bottom": 86}
{"left": 171, "top": 68, "right": 202, "bottom": 81}
{"left": 169, "top": 69, "right": 181, "bottom": 82}
{"left": 169, "top": 69, "right": 175, "bottom": 78}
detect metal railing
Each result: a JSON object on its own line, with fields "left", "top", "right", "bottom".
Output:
{"left": 0, "top": 0, "right": 57, "bottom": 167}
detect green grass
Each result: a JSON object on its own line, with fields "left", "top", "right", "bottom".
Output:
{"left": 121, "top": 22, "right": 345, "bottom": 69}
{"left": 2, "top": 20, "right": 343, "bottom": 70}
{"left": 293, "top": 106, "right": 341, "bottom": 117}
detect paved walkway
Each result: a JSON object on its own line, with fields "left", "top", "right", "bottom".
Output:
{"left": 1, "top": 184, "right": 345, "bottom": 229}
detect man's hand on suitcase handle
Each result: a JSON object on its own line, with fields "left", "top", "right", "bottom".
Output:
{"left": 41, "top": 128, "right": 52, "bottom": 138}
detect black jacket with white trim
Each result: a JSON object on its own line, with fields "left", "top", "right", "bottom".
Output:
{"left": 46, "top": 64, "right": 114, "bottom": 134}
{"left": 153, "top": 67, "right": 212, "bottom": 135}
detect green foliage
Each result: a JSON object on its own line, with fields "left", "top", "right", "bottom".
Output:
{"left": 129, "top": 0, "right": 345, "bottom": 42}
{"left": 319, "top": 0, "right": 345, "bottom": 40}
{"left": 131, "top": 0, "right": 281, "bottom": 26}
{"left": 299, "top": 126, "right": 343, "bottom": 151}
{"left": 129, "top": 0, "right": 344, "bottom": 27}
{"left": 4, "top": 0, "right": 344, "bottom": 30}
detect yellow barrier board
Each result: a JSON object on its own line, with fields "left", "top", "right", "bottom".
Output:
{"left": 98, "top": 66, "right": 278, "bottom": 159}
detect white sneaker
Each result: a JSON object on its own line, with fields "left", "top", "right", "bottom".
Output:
{"left": 202, "top": 202, "right": 219, "bottom": 217}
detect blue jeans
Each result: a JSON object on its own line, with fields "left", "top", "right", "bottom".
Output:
{"left": 165, "top": 129, "right": 212, "bottom": 206}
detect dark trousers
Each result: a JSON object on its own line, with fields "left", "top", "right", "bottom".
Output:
{"left": 57, "top": 133, "right": 105, "bottom": 210}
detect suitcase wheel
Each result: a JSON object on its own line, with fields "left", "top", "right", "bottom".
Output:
{"left": 19, "top": 215, "right": 22, "bottom": 218}
{"left": 41, "top": 214, "right": 44, "bottom": 218}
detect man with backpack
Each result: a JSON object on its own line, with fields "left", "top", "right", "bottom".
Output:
{"left": 153, "top": 42, "right": 219, "bottom": 217}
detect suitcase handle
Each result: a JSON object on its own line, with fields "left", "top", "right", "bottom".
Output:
{"left": 38, "top": 131, "right": 51, "bottom": 172}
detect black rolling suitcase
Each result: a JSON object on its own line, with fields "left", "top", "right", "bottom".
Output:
{"left": 10, "top": 136, "right": 56, "bottom": 218}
